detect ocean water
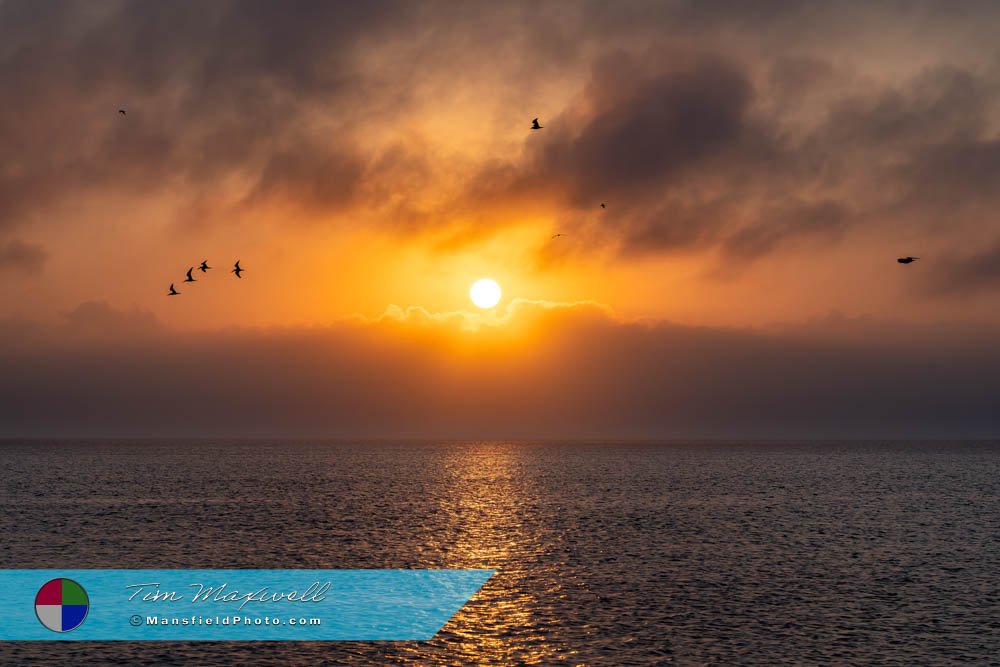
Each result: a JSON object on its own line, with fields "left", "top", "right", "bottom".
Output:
{"left": 0, "top": 440, "right": 997, "bottom": 665}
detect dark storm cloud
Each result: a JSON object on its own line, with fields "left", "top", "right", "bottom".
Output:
{"left": 0, "top": 239, "right": 47, "bottom": 274}
{"left": 462, "top": 41, "right": 1000, "bottom": 270}
{"left": 767, "top": 55, "right": 834, "bottom": 100}
{"left": 722, "top": 200, "right": 848, "bottom": 259}
{"left": 668, "top": 0, "right": 823, "bottom": 23}
{"left": 898, "top": 140, "right": 1000, "bottom": 208}
{"left": 0, "top": 0, "right": 412, "bottom": 230}
{"left": 468, "top": 49, "right": 839, "bottom": 259}
{"left": 823, "top": 66, "right": 994, "bottom": 148}
{"left": 919, "top": 242, "right": 1000, "bottom": 296}
{"left": 1, "top": 301, "right": 998, "bottom": 437}
{"left": 533, "top": 54, "right": 753, "bottom": 202}
{"left": 238, "top": 134, "right": 367, "bottom": 213}
{"left": 619, "top": 195, "right": 728, "bottom": 254}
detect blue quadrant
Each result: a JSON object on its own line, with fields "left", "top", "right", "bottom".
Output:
{"left": 61, "top": 605, "right": 88, "bottom": 632}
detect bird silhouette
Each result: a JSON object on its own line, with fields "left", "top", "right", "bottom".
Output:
{"left": 232, "top": 260, "right": 244, "bottom": 278}
{"left": 531, "top": 118, "right": 543, "bottom": 130}
{"left": 168, "top": 283, "right": 179, "bottom": 296}
{"left": 118, "top": 109, "right": 126, "bottom": 115}
{"left": 199, "top": 260, "right": 211, "bottom": 272}
{"left": 552, "top": 233, "right": 566, "bottom": 239}
{"left": 184, "top": 267, "right": 196, "bottom": 282}
{"left": 600, "top": 203, "right": 606, "bottom": 209}
{"left": 897, "top": 257, "right": 920, "bottom": 264}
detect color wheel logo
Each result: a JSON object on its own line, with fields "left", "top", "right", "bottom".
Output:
{"left": 35, "top": 578, "right": 89, "bottom": 633}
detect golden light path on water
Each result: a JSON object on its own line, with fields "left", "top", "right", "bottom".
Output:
{"left": 411, "top": 443, "right": 567, "bottom": 666}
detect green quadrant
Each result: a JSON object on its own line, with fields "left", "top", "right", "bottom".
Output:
{"left": 61, "top": 579, "right": 88, "bottom": 605}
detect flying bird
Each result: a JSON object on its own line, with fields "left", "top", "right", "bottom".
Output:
{"left": 897, "top": 257, "right": 920, "bottom": 264}
{"left": 184, "top": 267, "right": 196, "bottom": 282}
{"left": 118, "top": 109, "right": 126, "bottom": 115}
{"left": 232, "top": 260, "right": 244, "bottom": 278}
{"left": 552, "top": 233, "right": 566, "bottom": 239}
{"left": 199, "top": 260, "right": 211, "bottom": 272}
{"left": 600, "top": 203, "right": 606, "bottom": 209}
{"left": 168, "top": 284, "right": 179, "bottom": 296}
{"left": 531, "top": 118, "right": 543, "bottom": 130}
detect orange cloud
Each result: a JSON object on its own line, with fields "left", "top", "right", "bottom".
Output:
{"left": 377, "top": 298, "right": 616, "bottom": 332}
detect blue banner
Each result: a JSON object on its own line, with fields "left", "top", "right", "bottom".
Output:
{"left": 0, "top": 569, "right": 494, "bottom": 640}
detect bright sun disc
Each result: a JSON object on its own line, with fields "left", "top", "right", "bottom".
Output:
{"left": 470, "top": 278, "right": 502, "bottom": 309}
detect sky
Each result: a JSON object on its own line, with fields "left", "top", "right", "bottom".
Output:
{"left": 1, "top": 0, "right": 999, "bottom": 437}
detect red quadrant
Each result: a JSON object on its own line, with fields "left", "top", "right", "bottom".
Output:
{"left": 34, "top": 579, "right": 62, "bottom": 605}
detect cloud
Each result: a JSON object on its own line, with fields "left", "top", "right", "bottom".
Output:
{"left": 377, "top": 298, "right": 615, "bottom": 331}
{"left": 237, "top": 134, "right": 367, "bottom": 214}
{"left": 1, "top": 300, "right": 998, "bottom": 437}
{"left": 451, "top": 46, "right": 1000, "bottom": 271}
{"left": 0, "top": 2, "right": 998, "bottom": 255}
{"left": 0, "top": 239, "right": 47, "bottom": 274}
{"left": 451, "top": 50, "right": 775, "bottom": 260}
{"left": 2, "top": 2, "right": 997, "bottom": 238}
{"left": 60, "top": 300, "right": 162, "bottom": 338}
{"left": 722, "top": 199, "right": 848, "bottom": 259}
{"left": 535, "top": 53, "right": 753, "bottom": 203}
{"left": 420, "top": 30, "right": 1000, "bottom": 277}
{"left": 0, "top": 0, "right": 416, "bottom": 231}
{"left": 918, "top": 242, "right": 1000, "bottom": 296}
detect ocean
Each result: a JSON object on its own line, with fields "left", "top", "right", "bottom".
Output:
{"left": 0, "top": 440, "right": 997, "bottom": 665}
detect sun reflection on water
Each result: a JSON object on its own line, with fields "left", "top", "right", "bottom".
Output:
{"left": 402, "top": 442, "right": 575, "bottom": 666}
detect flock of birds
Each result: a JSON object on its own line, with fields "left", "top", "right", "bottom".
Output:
{"left": 167, "top": 260, "right": 243, "bottom": 296}
{"left": 120, "top": 106, "right": 919, "bottom": 296}
{"left": 114, "top": 109, "right": 246, "bottom": 297}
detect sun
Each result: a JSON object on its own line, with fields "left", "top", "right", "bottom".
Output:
{"left": 470, "top": 278, "right": 502, "bottom": 309}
